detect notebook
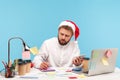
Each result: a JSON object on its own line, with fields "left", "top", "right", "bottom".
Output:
{"left": 87, "top": 48, "right": 118, "bottom": 76}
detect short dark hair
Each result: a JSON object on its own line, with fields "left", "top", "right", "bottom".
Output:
{"left": 58, "top": 25, "right": 73, "bottom": 35}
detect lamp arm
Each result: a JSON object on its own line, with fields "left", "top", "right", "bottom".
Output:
{"left": 8, "top": 37, "right": 26, "bottom": 66}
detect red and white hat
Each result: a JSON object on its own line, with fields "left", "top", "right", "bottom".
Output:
{"left": 59, "top": 20, "right": 80, "bottom": 41}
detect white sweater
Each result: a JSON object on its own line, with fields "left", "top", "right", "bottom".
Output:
{"left": 33, "top": 37, "right": 80, "bottom": 68}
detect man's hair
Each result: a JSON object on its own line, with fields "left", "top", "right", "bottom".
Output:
{"left": 58, "top": 25, "right": 73, "bottom": 35}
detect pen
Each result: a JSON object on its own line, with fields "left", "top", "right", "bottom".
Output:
{"left": 2, "top": 61, "right": 8, "bottom": 69}
{"left": 41, "top": 56, "right": 46, "bottom": 61}
{"left": 41, "top": 55, "right": 49, "bottom": 62}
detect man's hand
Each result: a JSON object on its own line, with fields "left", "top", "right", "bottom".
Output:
{"left": 40, "top": 62, "right": 49, "bottom": 70}
{"left": 72, "top": 56, "right": 84, "bottom": 66}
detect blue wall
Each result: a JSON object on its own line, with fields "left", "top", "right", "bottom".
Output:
{"left": 0, "top": 0, "right": 120, "bottom": 70}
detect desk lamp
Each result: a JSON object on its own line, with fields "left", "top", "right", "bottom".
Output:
{"left": 5, "top": 37, "right": 38, "bottom": 78}
{"left": 8, "top": 37, "right": 30, "bottom": 66}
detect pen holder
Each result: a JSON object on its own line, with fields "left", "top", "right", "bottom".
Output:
{"left": 14, "top": 59, "right": 23, "bottom": 72}
{"left": 18, "top": 60, "right": 27, "bottom": 75}
{"left": 5, "top": 67, "right": 15, "bottom": 78}
{"left": 25, "top": 60, "right": 31, "bottom": 73}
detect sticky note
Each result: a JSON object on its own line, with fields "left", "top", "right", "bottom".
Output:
{"left": 69, "top": 76, "right": 77, "bottom": 79}
{"left": 22, "top": 51, "right": 30, "bottom": 60}
{"left": 92, "top": 51, "right": 99, "bottom": 58}
{"left": 46, "top": 72, "right": 56, "bottom": 75}
{"left": 105, "top": 50, "right": 112, "bottom": 58}
{"left": 102, "top": 57, "right": 109, "bottom": 66}
{"left": 30, "top": 47, "right": 39, "bottom": 55}
{"left": 78, "top": 74, "right": 87, "bottom": 78}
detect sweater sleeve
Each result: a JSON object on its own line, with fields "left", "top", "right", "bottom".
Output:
{"left": 32, "top": 41, "right": 49, "bottom": 68}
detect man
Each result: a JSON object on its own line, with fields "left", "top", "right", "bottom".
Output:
{"left": 33, "top": 20, "right": 83, "bottom": 70}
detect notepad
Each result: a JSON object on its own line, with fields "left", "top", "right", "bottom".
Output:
{"left": 20, "top": 76, "right": 39, "bottom": 79}
{"left": 72, "top": 67, "right": 82, "bottom": 71}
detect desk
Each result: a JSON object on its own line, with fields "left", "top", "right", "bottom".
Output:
{"left": 0, "top": 67, "right": 120, "bottom": 80}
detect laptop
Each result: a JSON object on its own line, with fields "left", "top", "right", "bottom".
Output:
{"left": 73, "top": 48, "right": 118, "bottom": 76}
{"left": 87, "top": 48, "right": 118, "bottom": 76}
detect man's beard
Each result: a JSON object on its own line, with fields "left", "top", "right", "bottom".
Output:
{"left": 58, "top": 37, "right": 71, "bottom": 46}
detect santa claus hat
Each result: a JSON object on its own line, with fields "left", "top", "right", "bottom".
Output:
{"left": 59, "top": 20, "right": 80, "bottom": 41}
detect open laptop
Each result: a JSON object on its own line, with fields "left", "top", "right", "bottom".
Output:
{"left": 73, "top": 48, "right": 118, "bottom": 76}
{"left": 86, "top": 48, "right": 118, "bottom": 76}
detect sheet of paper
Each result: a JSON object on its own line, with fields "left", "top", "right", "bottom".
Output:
{"left": 78, "top": 74, "right": 87, "bottom": 78}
